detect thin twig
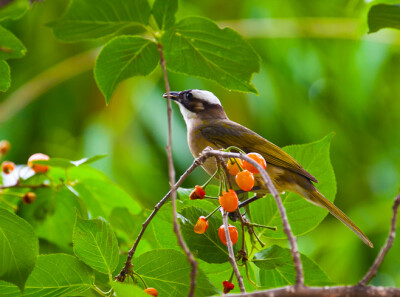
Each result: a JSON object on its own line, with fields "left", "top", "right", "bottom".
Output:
{"left": 359, "top": 192, "right": 400, "bottom": 286}
{"left": 221, "top": 208, "right": 246, "bottom": 293}
{"left": 203, "top": 149, "right": 304, "bottom": 286}
{"left": 115, "top": 155, "right": 207, "bottom": 282}
{"left": 157, "top": 42, "right": 198, "bottom": 297}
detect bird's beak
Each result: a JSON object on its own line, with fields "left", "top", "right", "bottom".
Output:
{"left": 163, "top": 91, "right": 180, "bottom": 101}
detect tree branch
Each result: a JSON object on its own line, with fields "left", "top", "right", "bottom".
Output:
{"left": 115, "top": 154, "right": 207, "bottom": 282}
{"left": 226, "top": 285, "right": 400, "bottom": 297}
{"left": 221, "top": 208, "right": 246, "bottom": 293}
{"left": 359, "top": 192, "right": 400, "bottom": 286}
{"left": 157, "top": 42, "right": 198, "bottom": 297}
{"left": 202, "top": 149, "right": 304, "bottom": 286}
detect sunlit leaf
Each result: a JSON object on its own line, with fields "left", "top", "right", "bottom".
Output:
{"left": 152, "top": 0, "right": 178, "bottom": 30}
{"left": 94, "top": 36, "right": 159, "bottom": 103}
{"left": 112, "top": 282, "right": 149, "bottom": 297}
{"left": 50, "top": 0, "right": 151, "bottom": 42}
{"left": 0, "top": 0, "right": 29, "bottom": 22}
{"left": 0, "top": 209, "right": 38, "bottom": 290}
{"left": 0, "top": 60, "right": 10, "bottom": 92}
{"left": 23, "top": 254, "right": 93, "bottom": 296}
{"left": 0, "top": 280, "right": 21, "bottom": 297}
{"left": 249, "top": 133, "right": 336, "bottom": 239}
{"left": 253, "top": 245, "right": 331, "bottom": 288}
{"left": 0, "top": 26, "right": 26, "bottom": 60}
{"left": 73, "top": 217, "right": 119, "bottom": 275}
{"left": 162, "top": 17, "right": 260, "bottom": 93}
{"left": 368, "top": 4, "right": 400, "bottom": 33}
{"left": 33, "top": 155, "right": 106, "bottom": 169}
{"left": 133, "top": 249, "right": 218, "bottom": 296}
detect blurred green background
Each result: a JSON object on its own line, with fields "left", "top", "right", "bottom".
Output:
{"left": 1, "top": 0, "right": 399, "bottom": 288}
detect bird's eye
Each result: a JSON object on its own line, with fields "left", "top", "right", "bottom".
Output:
{"left": 186, "top": 92, "right": 193, "bottom": 100}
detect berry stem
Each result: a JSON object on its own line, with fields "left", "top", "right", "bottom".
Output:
{"left": 224, "top": 146, "right": 246, "bottom": 154}
{"left": 205, "top": 206, "right": 221, "bottom": 220}
{"left": 201, "top": 168, "right": 219, "bottom": 189}
{"left": 203, "top": 195, "right": 219, "bottom": 200}
{"left": 249, "top": 223, "right": 277, "bottom": 231}
{"left": 132, "top": 271, "right": 148, "bottom": 289}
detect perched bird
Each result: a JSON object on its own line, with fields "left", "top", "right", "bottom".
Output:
{"left": 164, "top": 89, "right": 373, "bottom": 248}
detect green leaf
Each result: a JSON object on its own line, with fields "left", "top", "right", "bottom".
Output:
{"left": 249, "top": 133, "right": 336, "bottom": 239}
{"left": 17, "top": 186, "right": 88, "bottom": 249}
{"left": 73, "top": 217, "right": 119, "bottom": 275}
{"left": 109, "top": 207, "right": 144, "bottom": 241}
{"left": 33, "top": 154, "right": 106, "bottom": 169}
{"left": 112, "top": 283, "right": 149, "bottom": 297}
{"left": 0, "top": 26, "right": 26, "bottom": 60}
{"left": 0, "top": 0, "right": 29, "bottom": 22}
{"left": 0, "top": 209, "right": 38, "bottom": 290}
{"left": 0, "top": 280, "right": 21, "bottom": 297}
{"left": 253, "top": 245, "right": 331, "bottom": 288}
{"left": 133, "top": 249, "right": 218, "bottom": 296}
{"left": 162, "top": 17, "right": 260, "bottom": 93}
{"left": 94, "top": 36, "right": 159, "bottom": 103}
{"left": 152, "top": 0, "right": 178, "bottom": 30}
{"left": 69, "top": 178, "right": 141, "bottom": 218}
{"left": 50, "top": 0, "right": 151, "bottom": 42}
{"left": 368, "top": 4, "right": 400, "bottom": 33}
{"left": 0, "top": 60, "right": 10, "bottom": 92}
{"left": 23, "top": 254, "right": 93, "bottom": 296}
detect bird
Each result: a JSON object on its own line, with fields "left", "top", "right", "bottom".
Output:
{"left": 163, "top": 89, "right": 373, "bottom": 248}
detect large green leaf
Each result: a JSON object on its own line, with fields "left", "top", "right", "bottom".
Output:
{"left": 249, "top": 133, "right": 336, "bottom": 239}
{"left": 23, "top": 254, "right": 93, "bottom": 296}
{"left": 368, "top": 4, "right": 400, "bottom": 33}
{"left": 0, "top": 280, "right": 20, "bottom": 297}
{"left": 152, "top": 0, "right": 178, "bottom": 30}
{"left": 0, "top": 60, "right": 10, "bottom": 92}
{"left": 253, "top": 245, "right": 331, "bottom": 288}
{"left": 73, "top": 217, "right": 119, "bottom": 275}
{"left": 94, "top": 36, "right": 159, "bottom": 103}
{"left": 112, "top": 283, "right": 149, "bottom": 297}
{"left": 17, "top": 186, "right": 88, "bottom": 249}
{"left": 0, "top": 209, "right": 38, "bottom": 290}
{"left": 69, "top": 178, "right": 141, "bottom": 218}
{"left": 0, "top": 0, "right": 29, "bottom": 22}
{"left": 133, "top": 249, "right": 218, "bottom": 296}
{"left": 50, "top": 0, "right": 151, "bottom": 42}
{"left": 162, "top": 17, "right": 260, "bottom": 93}
{"left": 0, "top": 26, "right": 26, "bottom": 60}
{"left": 33, "top": 155, "right": 106, "bottom": 169}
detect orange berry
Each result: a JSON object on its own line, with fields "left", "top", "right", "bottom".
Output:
{"left": 222, "top": 281, "right": 235, "bottom": 293}
{"left": 0, "top": 140, "right": 10, "bottom": 156}
{"left": 235, "top": 170, "right": 255, "bottom": 192}
{"left": 218, "top": 224, "right": 238, "bottom": 245}
{"left": 219, "top": 189, "right": 238, "bottom": 212}
{"left": 189, "top": 185, "right": 206, "bottom": 200}
{"left": 242, "top": 153, "right": 266, "bottom": 174}
{"left": 194, "top": 216, "right": 209, "bottom": 234}
{"left": 227, "top": 158, "right": 243, "bottom": 176}
{"left": 28, "top": 153, "right": 50, "bottom": 173}
{"left": 144, "top": 287, "right": 158, "bottom": 297}
{"left": 1, "top": 161, "right": 15, "bottom": 174}
{"left": 22, "top": 192, "right": 36, "bottom": 204}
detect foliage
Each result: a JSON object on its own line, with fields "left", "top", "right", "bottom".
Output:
{"left": 1, "top": 0, "right": 400, "bottom": 296}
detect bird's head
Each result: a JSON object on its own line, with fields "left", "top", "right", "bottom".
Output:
{"left": 163, "top": 90, "right": 227, "bottom": 123}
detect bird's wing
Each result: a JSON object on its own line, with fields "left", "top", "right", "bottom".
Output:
{"left": 200, "top": 120, "right": 318, "bottom": 183}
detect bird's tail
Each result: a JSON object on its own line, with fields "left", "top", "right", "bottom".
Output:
{"left": 307, "top": 190, "right": 373, "bottom": 248}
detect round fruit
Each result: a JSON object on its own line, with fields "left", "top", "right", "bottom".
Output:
{"left": 28, "top": 153, "right": 50, "bottom": 173}
{"left": 144, "top": 287, "right": 158, "bottom": 297}
{"left": 218, "top": 224, "right": 238, "bottom": 245}
{"left": 0, "top": 140, "right": 11, "bottom": 156}
{"left": 219, "top": 189, "right": 238, "bottom": 212}
{"left": 235, "top": 170, "right": 255, "bottom": 192}
{"left": 189, "top": 185, "right": 206, "bottom": 200}
{"left": 22, "top": 192, "right": 36, "bottom": 204}
{"left": 1, "top": 161, "right": 15, "bottom": 174}
{"left": 242, "top": 153, "right": 266, "bottom": 174}
{"left": 193, "top": 216, "right": 209, "bottom": 234}
{"left": 227, "top": 158, "right": 243, "bottom": 176}
{"left": 222, "top": 280, "right": 235, "bottom": 293}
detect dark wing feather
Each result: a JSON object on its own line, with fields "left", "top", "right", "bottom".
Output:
{"left": 200, "top": 120, "right": 318, "bottom": 183}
